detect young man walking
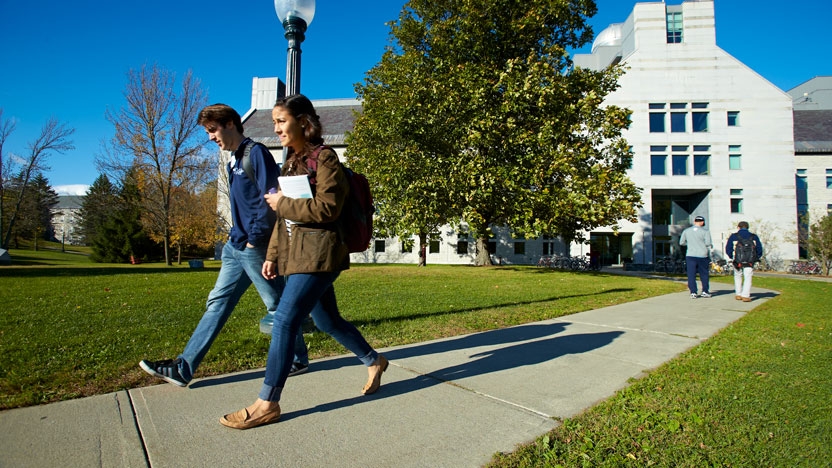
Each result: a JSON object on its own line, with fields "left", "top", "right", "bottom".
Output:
{"left": 725, "top": 221, "right": 763, "bottom": 302}
{"left": 139, "top": 104, "right": 307, "bottom": 387}
{"left": 679, "top": 215, "right": 713, "bottom": 299}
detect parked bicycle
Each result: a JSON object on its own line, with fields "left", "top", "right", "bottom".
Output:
{"left": 787, "top": 260, "right": 822, "bottom": 275}
{"left": 709, "top": 259, "right": 734, "bottom": 276}
{"left": 654, "top": 256, "right": 685, "bottom": 274}
{"left": 536, "top": 255, "right": 599, "bottom": 272}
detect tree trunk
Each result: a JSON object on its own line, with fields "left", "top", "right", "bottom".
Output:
{"left": 418, "top": 233, "right": 427, "bottom": 267}
{"left": 475, "top": 236, "right": 492, "bottom": 266}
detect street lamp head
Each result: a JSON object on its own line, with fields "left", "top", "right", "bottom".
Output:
{"left": 274, "top": 0, "right": 315, "bottom": 27}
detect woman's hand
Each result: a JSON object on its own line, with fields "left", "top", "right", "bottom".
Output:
{"left": 264, "top": 190, "right": 283, "bottom": 212}
{"left": 262, "top": 260, "right": 277, "bottom": 280}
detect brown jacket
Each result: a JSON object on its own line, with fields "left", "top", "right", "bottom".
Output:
{"left": 266, "top": 146, "right": 350, "bottom": 275}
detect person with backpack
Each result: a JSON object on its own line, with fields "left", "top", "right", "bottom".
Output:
{"left": 218, "top": 94, "right": 387, "bottom": 430}
{"left": 725, "top": 221, "right": 763, "bottom": 302}
{"left": 138, "top": 103, "right": 309, "bottom": 387}
{"left": 679, "top": 215, "right": 714, "bottom": 299}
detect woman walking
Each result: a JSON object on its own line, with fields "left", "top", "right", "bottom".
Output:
{"left": 219, "top": 94, "right": 387, "bottom": 430}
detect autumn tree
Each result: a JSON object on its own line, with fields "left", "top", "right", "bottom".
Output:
{"left": 169, "top": 178, "right": 225, "bottom": 263}
{"left": 0, "top": 115, "right": 74, "bottom": 249}
{"left": 349, "top": 0, "right": 641, "bottom": 265}
{"left": 98, "top": 64, "right": 209, "bottom": 265}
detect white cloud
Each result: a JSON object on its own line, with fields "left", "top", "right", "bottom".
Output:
{"left": 54, "top": 184, "right": 90, "bottom": 196}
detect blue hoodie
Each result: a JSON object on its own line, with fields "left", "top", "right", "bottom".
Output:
{"left": 227, "top": 138, "right": 279, "bottom": 249}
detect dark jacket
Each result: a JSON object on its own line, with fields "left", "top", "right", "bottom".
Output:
{"left": 725, "top": 228, "right": 763, "bottom": 267}
{"left": 228, "top": 138, "right": 279, "bottom": 249}
{"left": 266, "top": 146, "right": 350, "bottom": 275}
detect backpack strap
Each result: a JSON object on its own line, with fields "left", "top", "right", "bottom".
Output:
{"left": 303, "top": 145, "right": 332, "bottom": 186}
{"left": 240, "top": 141, "right": 262, "bottom": 193}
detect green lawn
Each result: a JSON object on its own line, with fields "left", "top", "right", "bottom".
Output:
{"left": 0, "top": 248, "right": 681, "bottom": 409}
{"left": 2, "top": 249, "right": 830, "bottom": 466}
{"left": 487, "top": 275, "right": 832, "bottom": 468}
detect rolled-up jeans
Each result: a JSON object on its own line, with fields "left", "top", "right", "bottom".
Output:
{"left": 177, "top": 241, "right": 283, "bottom": 381}
{"left": 259, "top": 271, "right": 378, "bottom": 402}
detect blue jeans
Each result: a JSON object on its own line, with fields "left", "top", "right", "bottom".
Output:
{"left": 685, "top": 256, "right": 710, "bottom": 294}
{"left": 177, "top": 241, "right": 287, "bottom": 381}
{"left": 259, "top": 272, "right": 378, "bottom": 402}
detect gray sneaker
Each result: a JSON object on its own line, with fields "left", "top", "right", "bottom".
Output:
{"left": 140, "top": 358, "right": 189, "bottom": 387}
{"left": 699, "top": 292, "right": 712, "bottom": 298}
{"left": 690, "top": 293, "right": 698, "bottom": 299}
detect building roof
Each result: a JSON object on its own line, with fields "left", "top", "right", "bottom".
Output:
{"left": 55, "top": 195, "right": 84, "bottom": 209}
{"left": 242, "top": 99, "right": 362, "bottom": 148}
{"left": 793, "top": 110, "right": 832, "bottom": 154}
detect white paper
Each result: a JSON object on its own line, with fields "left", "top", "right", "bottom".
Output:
{"left": 277, "top": 175, "right": 313, "bottom": 199}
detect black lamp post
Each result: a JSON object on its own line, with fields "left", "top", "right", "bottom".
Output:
{"left": 274, "top": 0, "right": 316, "bottom": 96}
{"left": 259, "top": 0, "right": 316, "bottom": 335}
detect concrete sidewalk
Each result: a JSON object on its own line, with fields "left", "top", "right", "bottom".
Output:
{"left": 0, "top": 282, "right": 776, "bottom": 468}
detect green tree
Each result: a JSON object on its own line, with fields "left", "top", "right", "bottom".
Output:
{"left": 78, "top": 174, "right": 119, "bottom": 245}
{"left": 349, "top": 0, "right": 640, "bottom": 265}
{"left": 806, "top": 214, "right": 832, "bottom": 276}
{"left": 0, "top": 172, "right": 58, "bottom": 249}
{"left": 91, "top": 169, "right": 158, "bottom": 263}
{"left": 98, "top": 64, "right": 209, "bottom": 265}
{"left": 0, "top": 116, "right": 74, "bottom": 249}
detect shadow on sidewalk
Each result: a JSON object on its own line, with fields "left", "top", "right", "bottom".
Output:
{"left": 277, "top": 322, "right": 623, "bottom": 421}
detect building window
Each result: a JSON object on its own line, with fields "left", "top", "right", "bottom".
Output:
{"left": 542, "top": 235, "right": 555, "bottom": 255}
{"left": 651, "top": 154, "right": 667, "bottom": 175}
{"left": 428, "top": 239, "right": 439, "bottom": 253}
{"left": 666, "top": 11, "right": 683, "bottom": 43}
{"left": 456, "top": 240, "right": 469, "bottom": 255}
{"left": 796, "top": 170, "right": 809, "bottom": 258}
{"left": 691, "top": 103, "right": 709, "bottom": 132}
{"left": 401, "top": 238, "right": 414, "bottom": 253}
{"left": 694, "top": 155, "right": 710, "bottom": 175}
{"left": 729, "top": 145, "right": 742, "bottom": 170}
{"left": 649, "top": 103, "right": 666, "bottom": 132}
{"left": 730, "top": 188, "right": 743, "bottom": 213}
{"left": 374, "top": 240, "right": 386, "bottom": 253}
{"left": 670, "top": 113, "right": 686, "bottom": 132}
{"left": 727, "top": 111, "right": 740, "bottom": 126}
{"left": 514, "top": 242, "right": 525, "bottom": 255}
{"left": 827, "top": 169, "right": 832, "bottom": 189}
{"left": 672, "top": 155, "right": 688, "bottom": 175}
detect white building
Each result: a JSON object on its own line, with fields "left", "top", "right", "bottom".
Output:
{"left": 573, "top": 0, "right": 799, "bottom": 266}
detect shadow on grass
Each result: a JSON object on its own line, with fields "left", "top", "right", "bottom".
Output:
{"left": 195, "top": 321, "right": 624, "bottom": 421}
{"left": 344, "top": 287, "right": 635, "bottom": 329}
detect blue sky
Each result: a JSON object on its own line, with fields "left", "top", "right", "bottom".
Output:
{"left": 1, "top": 0, "right": 829, "bottom": 194}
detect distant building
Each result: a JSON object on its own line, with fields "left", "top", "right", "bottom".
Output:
{"left": 788, "top": 76, "right": 832, "bottom": 256}
{"left": 52, "top": 195, "right": 84, "bottom": 246}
